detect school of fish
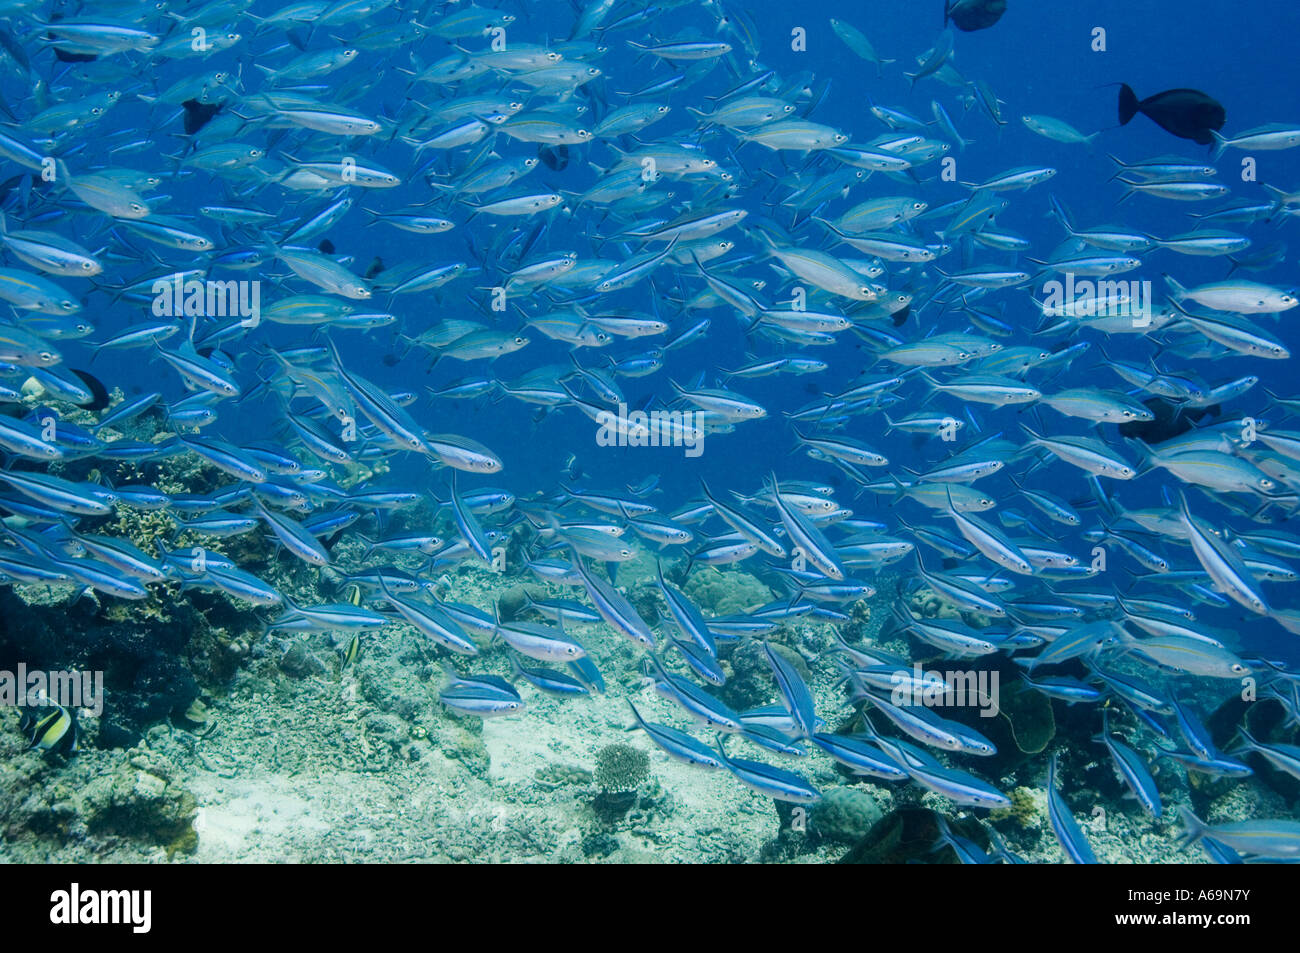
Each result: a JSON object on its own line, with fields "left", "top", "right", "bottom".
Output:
{"left": 4, "top": 0, "right": 1300, "bottom": 863}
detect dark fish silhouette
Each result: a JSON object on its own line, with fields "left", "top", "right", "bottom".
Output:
{"left": 363, "top": 256, "right": 385, "bottom": 279}
{"left": 945, "top": 0, "right": 1006, "bottom": 32}
{"left": 1116, "top": 397, "right": 1219, "bottom": 444}
{"left": 53, "top": 47, "right": 96, "bottom": 63}
{"left": 182, "top": 98, "right": 222, "bottom": 135}
{"left": 318, "top": 238, "right": 335, "bottom": 254}
{"left": 1118, "top": 84, "right": 1225, "bottom": 145}
{"left": 69, "top": 369, "right": 110, "bottom": 411}
{"left": 538, "top": 144, "right": 569, "bottom": 171}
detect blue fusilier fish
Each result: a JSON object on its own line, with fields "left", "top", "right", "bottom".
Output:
{"left": 569, "top": 657, "right": 606, "bottom": 694}
{"left": 654, "top": 560, "right": 716, "bottom": 656}
{"left": 645, "top": 654, "right": 742, "bottom": 732}
{"left": 253, "top": 498, "right": 330, "bottom": 567}
{"left": 1179, "top": 807, "right": 1300, "bottom": 860}
{"left": 380, "top": 583, "right": 478, "bottom": 656}
{"left": 627, "top": 701, "right": 723, "bottom": 769}
{"left": 1019, "top": 674, "right": 1105, "bottom": 705}
{"left": 492, "top": 600, "right": 586, "bottom": 663}
{"left": 738, "top": 724, "right": 807, "bottom": 757}
{"left": 857, "top": 692, "right": 996, "bottom": 756}
{"left": 1047, "top": 752, "right": 1098, "bottom": 864}
{"left": 697, "top": 479, "right": 786, "bottom": 558}
{"left": 448, "top": 471, "right": 493, "bottom": 564}
{"left": 811, "top": 732, "right": 909, "bottom": 781}
{"left": 568, "top": 547, "right": 655, "bottom": 647}
{"left": 987, "top": 827, "right": 1030, "bottom": 864}
{"left": 1153, "top": 745, "right": 1253, "bottom": 779}
{"left": 714, "top": 735, "right": 820, "bottom": 805}
{"left": 739, "top": 705, "right": 807, "bottom": 736}
{"left": 439, "top": 668, "right": 524, "bottom": 718}
{"left": 521, "top": 592, "right": 602, "bottom": 626}
{"left": 435, "top": 601, "right": 498, "bottom": 640}
{"left": 508, "top": 655, "right": 589, "bottom": 697}
{"left": 1093, "top": 710, "right": 1162, "bottom": 819}
{"left": 768, "top": 473, "right": 845, "bottom": 580}
{"left": 763, "top": 642, "right": 816, "bottom": 739}
{"left": 670, "top": 638, "right": 725, "bottom": 686}
{"left": 863, "top": 721, "right": 1010, "bottom": 808}
{"left": 933, "top": 814, "right": 994, "bottom": 864}
{"left": 1086, "top": 666, "right": 1174, "bottom": 715}
{"left": 1168, "top": 695, "right": 1217, "bottom": 761}
{"left": 1232, "top": 726, "right": 1300, "bottom": 782}
{"left": 269, "top": 597, "right": 389, "bottom": 633}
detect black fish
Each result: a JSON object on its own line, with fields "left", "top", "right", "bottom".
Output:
{"left": 1116, "top": 398, "right": 1220, "bottom": 444}
{"left": 20, "top": 703, "right": 78, "bottom": 756}
{"left": 944, "top": 0, "right": 1007, "bottom": 32}
{"left": 538, "top": 143, "right": 570, "bottom": 171}
{"left": 318, "top": 238, "right": 336, "bottom": 254}
{"left": 182, "top": 98, "right": 223, "bottom": 135}
{"left": 891, "top": 305, "right": 911, "bottom": 328}
{"left": 363, "top": 256, "right": 385, "bottom": 279}
{"left": 1118, "top": 84, "right": 1225, "bottom": 145}
{"left": 69, "top": 368, "right": 110, "bottom": 411}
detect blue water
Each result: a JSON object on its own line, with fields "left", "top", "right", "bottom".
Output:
{"left": 72, "top": 3, "right": 1296, "bottom": 491}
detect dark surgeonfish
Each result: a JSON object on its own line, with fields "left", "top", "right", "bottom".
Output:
{"left": 944, "top": 0, "right": 1007, "bottom": 32}
{"left": 1118, "top": 84, "right": 1226, "bottom": 145}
